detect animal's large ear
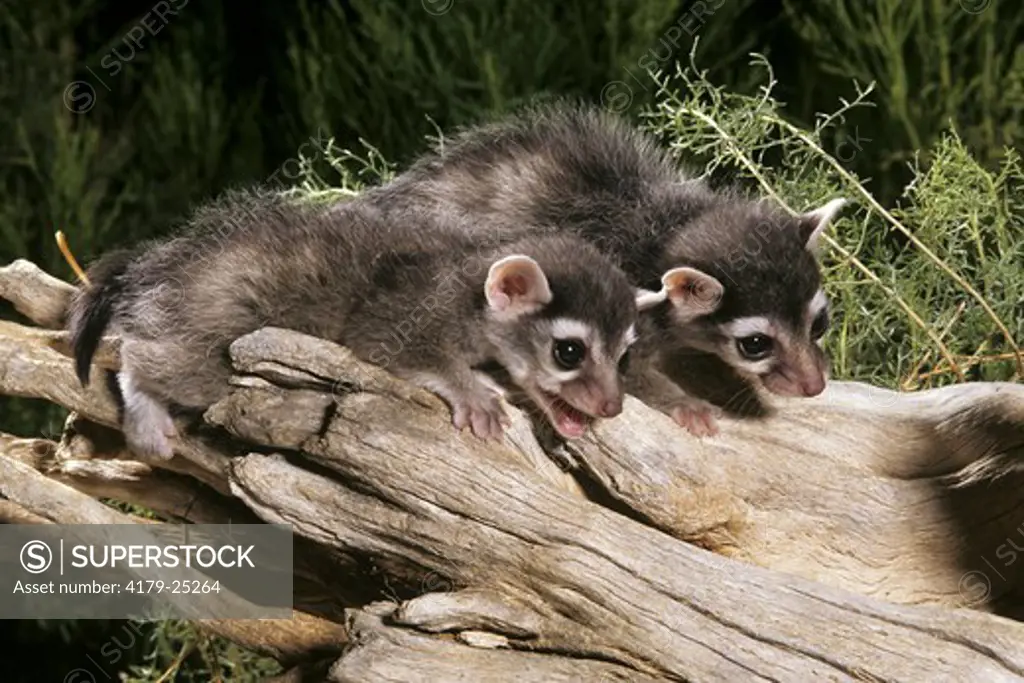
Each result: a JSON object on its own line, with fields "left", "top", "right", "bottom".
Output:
{"left": 660, "top": 266, "right": 724, "bottom": 321}
{"left": 485, "top": 255, "right": 553, "bottom": 319}
{"left": 798, "top": 198, "right": 847, "bottom": 255}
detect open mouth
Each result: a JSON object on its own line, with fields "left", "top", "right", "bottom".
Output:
{"left": 536, "top": 390, "right": 593, "bottom": 439}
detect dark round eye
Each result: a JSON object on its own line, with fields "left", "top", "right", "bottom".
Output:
{"left": 737, "top": 334, "right": 774, "bottom": 360}
{"left": 553, "top": 338, "right": 587, "bottom": 370}
{"left": 811, "top": 309, "right": 829, "bottom": 340}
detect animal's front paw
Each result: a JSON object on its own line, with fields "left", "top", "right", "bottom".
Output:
{"left": 668, "top": 399, "right": 721, "bottom": 438}
{"left": 450, "top": 391, "right": 510, "bottom": 441}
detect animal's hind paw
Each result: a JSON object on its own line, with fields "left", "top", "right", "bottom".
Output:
{"left": 123, "top": 414, "right": 177, "bottom": 461}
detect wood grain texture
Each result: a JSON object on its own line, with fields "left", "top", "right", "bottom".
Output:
{"left": 0, "top": 259, "right": 76, "bottom": 328}
{"left": 2, "top": 260, "right": 1023, "bottom": 681}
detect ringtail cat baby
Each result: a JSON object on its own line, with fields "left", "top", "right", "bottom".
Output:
{"left": 68, "top": 190, "right": 646, "bottom": 459}
{"left": 365, "top": 103, "right": 846, "bottom": 435}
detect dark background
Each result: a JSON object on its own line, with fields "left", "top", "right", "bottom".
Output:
{"left": 1, "top": 0, "right": 1021, "bottom": 679}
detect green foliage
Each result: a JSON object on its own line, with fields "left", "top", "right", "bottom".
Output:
{"left": 781, "top": 0, "right": 1024, "bottom": 200}
{"left": 646, "top": 49, "right": 1022, "bottom": 388}
{"left": 0, "top": 1, "right": 128, "bottom": 274}
{"left": 0, "top": 4, "right": 255, "bottom": 445}
{"left": 284, "top": 0, "right": 759, "bottom": 162}
{"left": 119, "top": 621, "right": 281, "bottom": 683}
{"left": 0, "top": 0, "right": 1022, "bottom": 679}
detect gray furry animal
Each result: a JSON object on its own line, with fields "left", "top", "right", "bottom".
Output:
{"left": 67, "top": 191, "right": 645, "bottom": 460}
{"left": 364, "top": 103, "right": 846, "bottom": 436}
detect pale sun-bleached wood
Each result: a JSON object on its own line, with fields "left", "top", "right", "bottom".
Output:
{"left": 2, "top": 260, "right": 1024, "bottom": 680}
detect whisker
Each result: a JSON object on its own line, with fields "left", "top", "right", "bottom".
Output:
{"left": 720, "top": 387, "right": 749, "bottom": 412}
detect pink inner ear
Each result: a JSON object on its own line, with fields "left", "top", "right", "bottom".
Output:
{"left": 489, "top": 290, "right": 512, "bottom": 311}
{"left": 665, "top": 271, "right": 721, "bottom": 310}
{"left": 691, "top": 280, "right": 713, "bottom": 299}
{"left": 503, "top": 273, "right": 529, "bottom": 298}
{"left": 665, "top": 273, "right": 694, "bottom": 299}
{"left": 488, "top": 268, "right": 525, "bottom": 311}
{"left": 486, "top": 258, "right": 550, "bottom": 313}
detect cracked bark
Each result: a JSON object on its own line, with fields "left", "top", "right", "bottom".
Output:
{"left": 2, "top": 258, "right": 1024, "bottom": 682}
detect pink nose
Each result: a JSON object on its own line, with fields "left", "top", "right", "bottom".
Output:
{"left": 801, "top": 374, "right": 826, "bottom": 397}
{"left": 599, "top": 398, "right": 623, "bottom": 417}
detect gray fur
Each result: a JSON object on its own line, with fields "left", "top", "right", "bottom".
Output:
{"left": 363, "top": 102, "right": 843, "bottom": 432}
{"left": 68, "top": 190, "right": 639, "bottom": 457}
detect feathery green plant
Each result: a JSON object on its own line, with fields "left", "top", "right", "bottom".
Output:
{"left": 283, "top": 0, "right": 759, "bottom": 163}
{"left": 781, "top": 0, "right": 1024, "bottom": 201}
{"left": 644, "top": 47, "right": 1022, "bottom": 389}
{"left": 118, "top": 620, "right": 281, "bottom": 683}
{"left": 1, "top": 2, "right": 1022, "bottom": 679}
{"left": 295, "top": 47, "right": 1023, "bottom": 391}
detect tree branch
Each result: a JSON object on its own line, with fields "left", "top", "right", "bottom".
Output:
{"left": 3, "top": 259, "right": 1024, "bottom": 680}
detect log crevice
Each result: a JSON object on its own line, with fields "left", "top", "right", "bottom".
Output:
{"left": 3, "top": 259, "right": 1024, "bottom": 681}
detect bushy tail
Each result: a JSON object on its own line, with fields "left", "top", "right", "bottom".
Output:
{"left": 66, "top": 249, "right": 135, "bottom": 386}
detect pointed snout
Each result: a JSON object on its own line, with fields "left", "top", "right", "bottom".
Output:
{"left": 558, "top": 370, "right": 624, "bottom": 419}
{"left": 760, "top": 346, "right": 829, "bottom": 398}
{"left": 590, "top": 368, "right": 625, "bottom": 417}
{"left": 761, "top": 367, "right": 827, "bottom": 398}
{"left": 597, "top": 397, "right": 623, "bottom": 418}
{"left": 799, "top": 373, "right": 826, "bottom": 397}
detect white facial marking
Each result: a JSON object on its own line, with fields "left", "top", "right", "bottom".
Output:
{"left": 623, "top": 324, "right": 638, "bottom": 353}
{"left": 808, "top": 289, "right": 828, "bottom": 319}
{"left": 735, "top": 358, "right": 775, "bottom": 375}
{"left": 722, "top": 317, "right": 779, "bottom": 376}
{"left": 609, "top": 324, "right": 640, "bottom": 362}
{"left": 536, "top": 372, "right": 563, "bottom": 394}
{"left": 722, "top": 316, "right": 773, "bottom": 339}
{"left": 547, "top": 318, "right": 596, "bottom": 384}
{"left": 550, "top": 318, "right": 592, "bottom": 341}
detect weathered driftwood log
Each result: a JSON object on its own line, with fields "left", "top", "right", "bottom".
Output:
{"left": 2, "top": 258, "right": 1024, "bottom": 681}
{"left": 0, "top": 451, "right": 348, "bottom": 664}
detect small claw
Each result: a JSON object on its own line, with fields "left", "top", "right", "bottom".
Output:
{"left": 452, "top": 404, "right": 471, "bottom": 431}
{"left": 495, "top": 413, "right": 511, "bottom": 440}
{"left": 451, "top": 395, "right": 508, "bottom": 441}
{"left": 469, "top": 408, "right": 491, "bottom": 440}
{"left": 670, "top": 401, "right": 721, "bottom": 438}
{"left": 484, "top": 404, "right": 509, "bottom": 442}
